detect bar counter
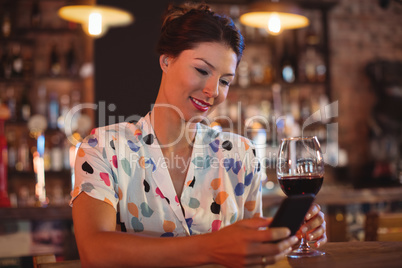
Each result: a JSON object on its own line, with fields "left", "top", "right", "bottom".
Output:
{"left": 266, "top": 241, "right": 402, "bottom": 268}
{"left": 34, "top": 241, "right": 402, "bottom": 268}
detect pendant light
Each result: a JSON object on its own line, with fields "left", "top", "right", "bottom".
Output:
{"left": 58, "top": 5, "right": 134, "bottom": 38}
{"left": 240, "top": 1, "right": 309, "bottom": 35}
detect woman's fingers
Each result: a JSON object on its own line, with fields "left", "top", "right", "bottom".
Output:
{"left": 246, "top": 247, "right": 293, "bottom": 266}
{"left": 250, "top": 235, "right": 298, "bottom": 256}
{"left": 303, "top": 211, "right": 325, "bottom": 233}
{"left": 307, "top": 224, "right": 325, "bottom": 241}
{"left": 245, "top": 237, "right": 296, "bottom": 266}
{"left": 258, "top": 227, "right": 291, "bottom": 242}
{"left": 314, "top": 232, "right": 328, "bottom": 248}
{"left": 305, "top": 203, "right": 321, "bottom": 221}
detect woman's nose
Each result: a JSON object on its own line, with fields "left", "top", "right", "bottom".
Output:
{"left": 203, "top": 78, "right": 219, "bottom": 98}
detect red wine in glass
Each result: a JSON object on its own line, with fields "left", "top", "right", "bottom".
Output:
{"left": 278, "top": 175, "right": 323, "bottom": 196}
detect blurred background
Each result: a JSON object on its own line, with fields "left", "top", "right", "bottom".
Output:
{"left": 0, "top": 0, "right": 401, "bottom": 265}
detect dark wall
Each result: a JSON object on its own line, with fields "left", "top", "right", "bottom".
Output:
{"left": 95, "top": 1, "right": 182, "bottom": 127}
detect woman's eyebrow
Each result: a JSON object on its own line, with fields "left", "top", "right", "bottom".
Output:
{"left": 195, "top": 58, "right": 235, "bottom": 76}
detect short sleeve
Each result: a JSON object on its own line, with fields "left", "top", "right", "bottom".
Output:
{"left": 70, "top": 128, "right": 119, "bottom": 210}
{"left": 243, "top": 140, "right": 266, "bottom": 219}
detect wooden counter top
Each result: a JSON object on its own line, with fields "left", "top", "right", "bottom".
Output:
{"left": 267, "top": 241, "right": 402, "bottom": 268}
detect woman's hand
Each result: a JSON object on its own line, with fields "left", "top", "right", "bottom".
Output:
{"left": 207, "top": 217, "right": 299, "bottom": 268}
{"left": 298, "top": 203, "right": 327, "bottom": 248}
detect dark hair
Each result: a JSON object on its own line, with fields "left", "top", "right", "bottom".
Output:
{"left": 157, "top": 2, "right": 244, "bottom": 65}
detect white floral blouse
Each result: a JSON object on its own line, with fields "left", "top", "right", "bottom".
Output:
{"left": 71, "top": 113, "right": 264, "bottom": 237}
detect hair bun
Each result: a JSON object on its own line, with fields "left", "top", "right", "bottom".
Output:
{"left": 161, "top": 2, "right": 212, "bottom": 31}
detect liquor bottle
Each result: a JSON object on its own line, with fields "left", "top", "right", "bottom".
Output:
{"left": 17, "top": 133, "right": 31, "bottom": 172}
{"left": 250, "top": 57, "right": 264, "bottom": 85}
{"left": 23, "top": 47, "right": 33, "bottom": 79}
{"left": 1, "top": 11, "right": 11, "bottom": 38}
{"left": 57, "top": 94, "right": 70, "bottom": 130}
{"left": 6, "top": 87, "right": 16, "bottom": 121}
{"left": 43, "top": 141, "right": 51, "bottom": 172}
{"left": 20, "top": 88, "right": 31, "bottom": 122}
{"left": 36, "top": 84, "right": 47, "bottom": 116}
{"left": 48, "top": 92, "right": 59, "bottom": 129}
{"left": 280, "top": 42, "right": 297, "bottom": 83}
{"left": 65, "top": 42, "right": 78, "bottom": 76}
{"left": 7, "top": 130, "right": 17, "bottom": 169}
{"left": 31, "top": 0, "right": 41, "bottom": 29}
{"left": 49, "top": 44, "right": 61, "bottom": 76}
{"left": 300, "top": 22, "right": 327, "bottom": 83}
{"left": 237, "top": 60, "right": 250, "bottom": 88}
{"left": 2, "top": 47, "right": 12, "bottom": 79}
{"left": 63, "top": 138, "right": 71, "bottom": 170}
{"left": 0, "top": 49, "right": 5, "bottom": 78}
{"left": 11, "top": 44, "right": 24, "bottom": 78}
{"left": 50, "top": 134, "right": 63, "bottom": 172}
{"left": 0, "top": 102, "right": 11, "bottom": 207}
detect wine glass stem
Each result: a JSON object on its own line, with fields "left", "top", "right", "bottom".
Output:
{"left": 298, "top": 236, "right": 311, "bottom": 252}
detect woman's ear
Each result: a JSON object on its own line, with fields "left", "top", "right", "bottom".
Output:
{"left": 160, "top": 55, "right": 169, "bottom": 72}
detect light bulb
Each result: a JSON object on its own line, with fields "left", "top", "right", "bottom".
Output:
{"left": 88, "top": 12, "right": 102, "bottom": 36}
{"left": 267, "top": 13, "right": 282, "bottom": 35}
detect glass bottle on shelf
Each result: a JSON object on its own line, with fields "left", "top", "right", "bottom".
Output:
{"left": 31, "top": 0, "right": 41, "bottom": 29}
{"left": 65, "top": 42, "right": 78, "bottom": 76}
{"left": 7, "top": 130, "right": 17, "bottom": 170}
{"left": 43, "top": 139, "right": 51, "bottom": 172}
{"left": 49, "top": 44, "right": 61, "bottom": 76}
{"left": 299, "top": 21, "right": 326, "bottom": 83}
{"left": 17, "top": 133, "right": 31, "bottom": 172}
{"left": 71, "top": 89, "right": 81, "bottom": 123}
{"left": 6, "top": 86, "right": 16, "bottom": 121}
{"left": 48, "top": 91, "right": 59, "bottom": 129}
{"left": 237, "top": 60, "right": 250, "bottom": 88}
{"left": 20, "top": 87, "right": 31, "bottom": 122}
{"left": 50, "top": 133, "right": 63, "bottom": 172}
{"left": 36, "top": 84, "right": 47, "bottom": 116}
{"left": 23, "top": 47, "right": 33, "bottom": 79}
{"left": 280, "top": 41, "right": 297, "bottom": 83}
{"left": 2, "top": 47, "right": 12, "bottom": 79}
{"left": 63, "top": 138, "right": 71, "bottom": 170}
{"left": 0, "top": 49, "right": 4, "bottom": 79}
{"left": 250, "top": 57, "right": 264, "bottom": 85}
{"left": 0, "top": 101, "right": 11, "bottom": 207}
{"left": 11, "top": 44, "right": 24, "bottom": 78}
{"left": 57, "top": 93, "right": 70, "bottom": 130}
{"left": 1, "top": 10, "right": 12, "bottom": 38}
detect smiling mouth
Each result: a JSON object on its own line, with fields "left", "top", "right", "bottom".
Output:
{"left": 190, "top": 97, "right": 211, "bottom": 112}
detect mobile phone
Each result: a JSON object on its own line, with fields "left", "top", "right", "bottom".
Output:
{"left": 269, "top": 194, "right": 315, "bottom": 236}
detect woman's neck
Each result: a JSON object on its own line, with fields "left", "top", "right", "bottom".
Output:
{"left": 150, "top": 105, "right": 196, "bottom": 153}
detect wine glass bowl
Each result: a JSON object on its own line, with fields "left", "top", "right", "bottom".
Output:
{"left": 277, "top": 136, "right": 325, "bottom": 258}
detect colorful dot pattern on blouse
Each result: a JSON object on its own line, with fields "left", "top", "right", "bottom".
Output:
{"left": 71, "top": 113, "right": 264, "bottom": 237}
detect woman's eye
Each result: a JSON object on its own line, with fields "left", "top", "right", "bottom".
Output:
{"left": 220, "top": 79, "right": 230, "bottom": 86}
{"left": 195, "top": 68, "right": 208, "bottom": 76}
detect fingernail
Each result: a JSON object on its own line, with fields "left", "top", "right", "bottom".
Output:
{"left": 316, "top": 242, "right": 320, "bottom": 248}
{"left": 306, "top": 213, "right": 312, "bottom": 220}
{"left": 292, "top": 236, "right": 299, "bottom": 243}
{"left": 284, "top": 228, "right": 291, "bottom": 236}
{"left": 301, "top": 226, "right": 308, "bottom": 233}
{"left": 308, "top": 234, "right": 314, "bottom": 240}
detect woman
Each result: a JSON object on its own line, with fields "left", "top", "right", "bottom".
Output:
{"left": 71, "top": 3, "right": 327, "bottom": 267}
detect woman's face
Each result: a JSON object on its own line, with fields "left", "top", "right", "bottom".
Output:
{"left": 160, "top": 42, "right": 237, "bottom": 122}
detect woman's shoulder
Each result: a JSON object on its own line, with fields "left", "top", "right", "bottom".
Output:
{"left": 82, "top": 122, "right": 142, "bottom": 147}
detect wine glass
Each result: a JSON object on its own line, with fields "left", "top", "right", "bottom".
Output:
{"left": 276, "top": 136, "right": 325, "bottom": 258}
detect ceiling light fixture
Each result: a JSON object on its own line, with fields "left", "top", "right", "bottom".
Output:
{"left": 58, "top": 5, "right": 134, "bottom": 38}
{"left": 240, "top": 1, "right": 309, "bottom": 35}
